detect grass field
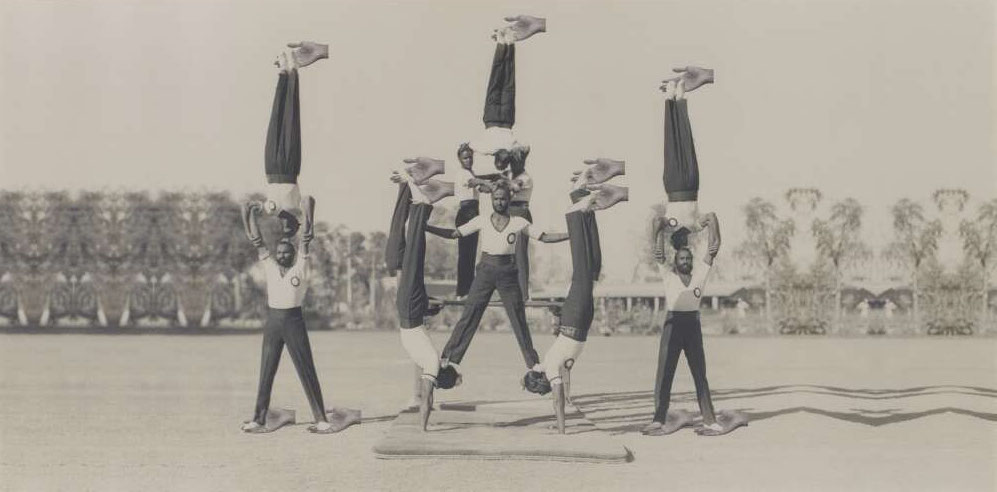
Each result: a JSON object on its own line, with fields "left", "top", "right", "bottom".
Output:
{"left": 1, "top": 331, "right": 994, "bottom": 491}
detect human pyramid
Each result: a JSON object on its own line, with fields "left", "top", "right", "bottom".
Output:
{"left": 240, "top": 15, "right": 745, "bottom": 438}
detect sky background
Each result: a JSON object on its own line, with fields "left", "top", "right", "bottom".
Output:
{"left": 2, "top": 0, "right": 994, "bottom": 281}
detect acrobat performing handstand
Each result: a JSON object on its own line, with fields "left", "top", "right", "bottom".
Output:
{"left": 386, "top": 163, "right": 456, "bottom": 431}
{"left": 540, "top": 163, "right": 629, "bottom": 434}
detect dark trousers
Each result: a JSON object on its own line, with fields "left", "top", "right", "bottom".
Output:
{"left": 441, "top": 254, "right": 539, "bottom": 368}
{"left": 455, "top": 200, "right": 480, "bottom": 297}
{"left": 508, "top": 203, "right": 531, "bottom": 300}
{"left": 483, "top": 43, "right": 515, "bottom": 128}
{"left": 663, "top": 98, "right": 699, "bottom": 202}
{"left": 253, "top": 307, "right": 327, "bottom": 425}
{"left": 652, "top": 311, "right": 716, "bottom": 423}
{"left": 264, "top": 70, "right": 301, "bottom": 184}
{"left": 558, "top": 210, "right": 601, "bottom": 342}
{"left": 385, "top": 184, "right": 412, "bottom": 275}
{"left": 397, "top": 203, "right": 432, "bottom": 328}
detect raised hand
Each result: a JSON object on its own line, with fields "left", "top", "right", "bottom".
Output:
{"left": 661, "top": 66, "right": 714, "bottom": 94}
{"left": 287, "top": 41, "right": 329, "bottom": 68}
{"left": 572, "top": 158, "right": 625, "bottom": 185}
{"left": 418, "top": 179, "right": 455, "bottom": 204}
{"left": 402, "top": 157, "right": 446, "bottom": 184}
{"left": 586, "top": 183, "right": 629, "bottom": 211}
{"left": 502, "top": 15, "right": 547, "bottom": 42}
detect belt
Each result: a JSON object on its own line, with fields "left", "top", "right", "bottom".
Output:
{"left": 666, "top": 310, "right": 700, "bottom": 320}
{"left": 558, "top": 325, "right": 588, "bottom": 341}
{"left": 268, "top": 306, "right": 304, "bottom": 317}
{"left": 481, "top": 252, "right": 516, "bottom": 264}
{"left": 460, "top": 199, "right": 479, "bottom": 206}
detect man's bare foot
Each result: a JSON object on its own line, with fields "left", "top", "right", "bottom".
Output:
{"left": 402, "top": 157, "right": 446, "bottom": 184}
{"left": 573, "top": 158, "right": 625, "bottom": 185}
{"left": 417, "top": 179, "right": 455, "bottom": 204}
{"left": 288, "top": 41, "right": 329, "bottom": 68}
{"left": 502, "top": 15, "right": 547, "bottom": 42}
{"left": 661, "top": 66, "right": 714, "bottom": 94}
{"left": 585, "top": 184, "right": 629, "bottom": 211}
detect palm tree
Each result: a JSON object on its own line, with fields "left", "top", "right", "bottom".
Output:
{"left": 736, "top": 197, "right": 794, "bottom": 325}
{"left": 813, "top": 198, "right": 871, "bottom": 328}
{"left": 959, "top": 199, "right": 997, "bottom": 322}
{"left": 885, "top": 198, "right": 942, "bottom": 331}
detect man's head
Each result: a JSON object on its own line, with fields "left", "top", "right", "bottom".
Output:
{"left": 490, "top": 181, "right": 512, "bottom": 214}
{"left": 274, "top": 239, "right": 297, "bottom": 268}
{"left": 493, "top": 149, "right": 513, "bottom": 171}
{"left": 522, "top": 370, "right": 552, "bottom": 395}
{"left": 674, "top": 247, "right": 694, "bottom": 275}
{"left": 278, "top": 210, "right": 301, "bottom": 238}
{"left": 457, "top": 143, "right": 474, "bottom": 170}
{"left": 436, "top": 365, "right": 460, "bottom": 389}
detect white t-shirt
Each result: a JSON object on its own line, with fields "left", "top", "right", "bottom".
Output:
{"left": 260, "top": 250, "right": 309, "bottom": 309}
{"left": 458, "top": 215, "right": 542, "bottom": 255}
{"left": 661, "top": 258, "right": 712, "bottom": 312}
{"left": 455, "top": 169, "right": 479, "bottom": 202}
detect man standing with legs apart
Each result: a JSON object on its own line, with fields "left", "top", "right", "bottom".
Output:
{"left": 642, "top": 212, "right": 727, "bottom": 436}
{"left": 239, "top": 199, "right": 341, "bottom": 434}
{"left": 439, "top": 181, "right": 568, "bottom": 385}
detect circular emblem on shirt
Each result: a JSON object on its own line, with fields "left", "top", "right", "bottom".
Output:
{"left": 507, "top": 233, "right": 517, "bottom": 244}
{"left": 265, "top": 200, "right": 278, "bottom": 214}
{"left": 693, "top": 287, "right": 702, "bottom": 298}
{"left": 290, "top": 276, "right": 301, "bottom": 287}
{"left": 668, "top": 217, "right": 679, "bottom": 228}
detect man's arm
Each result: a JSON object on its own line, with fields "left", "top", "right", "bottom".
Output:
{"left": 700, "top": 212, "right": 721, "bottom": 266}
{"left": 537, "top": 232, "right": 569, "bottom": 243}
{"left": 524, "top": 221, "right": 568, "bottom": 243}
{"left": 426, "top": 225, "right": 457, "bottom": 239}
{"left": 453, "top": 215, "right": 482, "bottom": 239}
{"left": 242, "top": 202, "right": 270, "bottom": 258}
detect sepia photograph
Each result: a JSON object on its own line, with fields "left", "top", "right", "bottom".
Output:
{"left": 0, "top": 0, "right": 994, "bottom": 490}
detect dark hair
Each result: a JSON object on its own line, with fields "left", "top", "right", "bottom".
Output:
{"left": 670, "top": 227, "right": 691, "bottom": 250}
{"left": 436, "top": 366, "right": 460, "bottom": 389}
{"left": 278, "top": 210, "right": 300, "bottom": 237}
{"left": 522, "top": 370, "right": 551, "bottom": 395}
{"left": 457, "top": 142, "right": 473, "bottom": 157}
{"left": 491, "top": 179, "right": 512, "bottom": 196}
{"left": 276, "top": 238, "right": 296, "bottom": 251}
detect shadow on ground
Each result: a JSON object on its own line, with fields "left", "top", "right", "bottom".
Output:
{"left": 568, "top": 385, "right": 997, "bottom": 433}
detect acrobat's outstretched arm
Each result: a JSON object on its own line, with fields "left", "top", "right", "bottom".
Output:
{"left": 241, "top": 202, "right": 269, "bottom": 257}
{"left": 700, "top": 212, "right": 721, "bottom": 266}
